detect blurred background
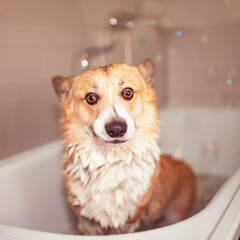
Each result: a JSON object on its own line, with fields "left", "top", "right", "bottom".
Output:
{"left": 0, "top": 0, "right": 239, "bottom": 170}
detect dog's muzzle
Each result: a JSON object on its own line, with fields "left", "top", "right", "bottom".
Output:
{"left": 93, "top": 103, "right": 135, "bottom": 144}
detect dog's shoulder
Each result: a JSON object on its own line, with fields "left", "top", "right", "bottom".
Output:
{"left": 159, "top": 154, "right": 194, "bottom": 177}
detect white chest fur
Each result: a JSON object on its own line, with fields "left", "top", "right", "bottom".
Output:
{"left": 64, "top": 139, "right": 160, "bottom": 229}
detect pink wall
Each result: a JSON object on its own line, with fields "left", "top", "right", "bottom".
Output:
{"left": 0, "top": 0, "right": 137, "bottom": 158}
{"left": 164, "top": 23, "right": 240, "bottom": 108}
{"left": 0, "top": 0, "right": 239, "bottom": 159}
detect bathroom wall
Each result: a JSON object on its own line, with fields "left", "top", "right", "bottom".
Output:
{"left": 0, "top": 0, "right": 239, "bottom": 159}
{"left": 0, "top": 0, "right": 140, "bottom": 159}
{"left": 164, "top": 23, "right": 240, "bottom": 108}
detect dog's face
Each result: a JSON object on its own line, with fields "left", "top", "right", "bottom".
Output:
{"left": 53, "top": 59, "right": 158, "bottom": 146}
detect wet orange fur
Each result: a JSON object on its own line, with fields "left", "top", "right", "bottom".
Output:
{"left": 53, "top": 59, "right": 196, "bottom": 235}
{"left": 126, "top": 155, "right": 196, "bottom": 229}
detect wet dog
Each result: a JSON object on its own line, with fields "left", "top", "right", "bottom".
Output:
{"left": 52, "top": 59, "right": 196, "bottom": 235}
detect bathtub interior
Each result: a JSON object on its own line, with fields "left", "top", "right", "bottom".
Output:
{"left": 0, "top": 108, "right": 239, "bottom": 235}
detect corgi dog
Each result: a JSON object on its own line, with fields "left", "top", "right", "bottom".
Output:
{"left": 52, "top": 59, "right": 196, "bottom": 235}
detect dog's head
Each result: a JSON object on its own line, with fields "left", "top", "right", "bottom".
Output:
{"left": 53, "top": 59, "right": 158, "bottom": 147}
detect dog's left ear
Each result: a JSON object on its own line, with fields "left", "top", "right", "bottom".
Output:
{"left": 137, "top": 59, "right": 155, "bottom": 86}
{"left": 52, "top": 76, "right": 72, "bottom": 102}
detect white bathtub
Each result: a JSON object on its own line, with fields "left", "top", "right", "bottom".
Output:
{"left": 0, "top": 108, "right": 240, "bottom": 240}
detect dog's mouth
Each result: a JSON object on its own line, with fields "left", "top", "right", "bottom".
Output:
{"left": 105, "top": 139, "right": 126, "bottom": 144}
{"left": 91, "top": 127, "right": 127, "bottom": 145}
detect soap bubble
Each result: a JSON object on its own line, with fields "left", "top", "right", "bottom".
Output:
{"left": 81, "top": 59, "right": 88, "bottom": 68}
{"left": 201, "top": 35, "right": 208, "bottom": 43}
{"left": 202, "top": 137, "right": 218, "bottom": 162}
{"left": 176, "top": 30, "right": 183, "bottom": 37}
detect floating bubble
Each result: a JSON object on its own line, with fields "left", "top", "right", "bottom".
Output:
{"left": 202, "top": 137, "right": 217, "bottom": 162}
{"left": 226, "top": 78, "right": 232, "bottom": 85}
{"left": 230, "top": 68, "right": 237, "bottom": 75}
{"left": 201, "top": 35, "right": 208, "bottom": 43}
{"left": 156, "top": 53, "right": 163, "bottom": 64}
{"left": 148, "top": 19, "right": 156, "bottom": 26}
{"left": 126, "top": 21, "right": 134, "bottom": 29}
{"left": 109, "top": 17, "right": 117, "bottom": 26}
{"left": 207, "top": 143, "right": 214, "bottom": 151}
{"left": 176, "top": 30, "right": 183, "bottom": 37}
{"left": 81, "top": 59, "right": 88, "bottom": 68}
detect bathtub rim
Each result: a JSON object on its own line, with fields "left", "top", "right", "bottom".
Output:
{"left": 0, "top": 165, "right": 239, "bottom": 240}
{"left": 0, "top": 140, "right": 239, "bottom": 240}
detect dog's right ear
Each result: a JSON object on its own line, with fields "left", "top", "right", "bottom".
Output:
{"left": 52, "top": 76, "right": 72, "bottom": 102}
{"left": 137, "top": 59, "right": 155, "bottom": 86}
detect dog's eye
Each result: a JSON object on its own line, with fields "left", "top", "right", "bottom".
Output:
{"left": 122, "top": 88, "right": 134, "bottom": 100}
{"left": 86, "top": 93, "right": 98, "bottom": 105}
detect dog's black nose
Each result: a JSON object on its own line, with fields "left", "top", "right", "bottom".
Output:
{"left": 105, "top": 121, "right": 127, "bottom": 138}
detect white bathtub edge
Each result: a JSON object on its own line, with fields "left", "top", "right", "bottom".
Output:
{"left": 0, "top": 140, "right": 63, "bottom": 168}
{"left": 0, "top": 166, "right": 239, "bottom": 240}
